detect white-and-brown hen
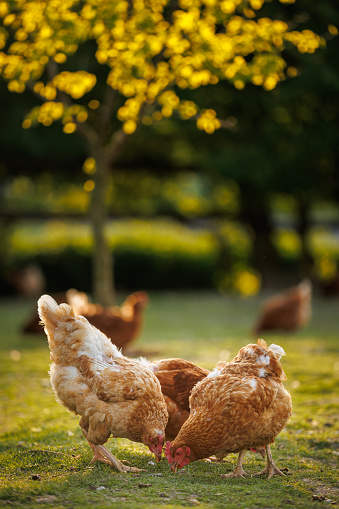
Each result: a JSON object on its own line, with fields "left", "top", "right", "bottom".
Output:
{"left": 165, "top": 339, "right": 292, "bottom": 479}
{"left": 38, "top": 295, "right": 168, "bottom": 472}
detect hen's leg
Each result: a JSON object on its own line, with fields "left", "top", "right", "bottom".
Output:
{"left": 86, "top": 438, "right": 111, "bottom": 465}
{"left": 253, "top": 445, "right": 285, "bottom": 479}
{"left": 81, "top": 428, "right": 145, "bottom": 473}
{"left": 220, "top": 450, "right": 248, "bottom": 478}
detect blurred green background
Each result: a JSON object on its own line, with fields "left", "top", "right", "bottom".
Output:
{"left": 0, "top": 0, "right": 339, "bottom": 299}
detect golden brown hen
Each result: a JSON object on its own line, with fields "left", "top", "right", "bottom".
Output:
{"left": 38, "top": 294, "right": 168, "bottom": 472}
{"left": 253, "top": 280, "right": 312, "bottom": 335}
{"left": 66, "top": 289, "right": 148, "bottom": 351}
{"left": 24, "top": 290, "right": 148, "bottom": 352}
{"left": 148, "top": 357, "right": 265, "bottom": 463}
{"left": 165, "top": 339, "right": 292, "bottom": 479}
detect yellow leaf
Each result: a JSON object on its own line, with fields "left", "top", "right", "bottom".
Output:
{"left": 63, "top": 123, "right": 76, "bottom": 134}
{"left": 123, "top": 120, "right": 137, "bottom": 134}
{"left": 54, "top": 53, "right": 67, "bottom": 64}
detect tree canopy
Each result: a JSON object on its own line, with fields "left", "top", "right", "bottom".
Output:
{"left": 0, "top": 0, "right": 323, "bottom": 303}
{"left": 0, "top": 0, "right": 321, "bottom": 135}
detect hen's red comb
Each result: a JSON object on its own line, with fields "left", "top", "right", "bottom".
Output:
{"left": 165, "top": 441, "right": 172, "bottom": 462}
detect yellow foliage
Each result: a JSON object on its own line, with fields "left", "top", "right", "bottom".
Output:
{"left": 314, "top": 257, "right": 337, "bottom": 281}
{"left": 217, "top": 266, "right": 261, "bottom": 297}
{"left": 83, "top": 157, "right": 96, "bottom": 175}
{"left": 287, "top": 66, "right": 298, "bottom": 77}
{"left": 8, "top": 79, "right": 25, "bottom": 92}
{"left": 0, "top": 2, "right": 8, "bottom": 17}
{"left": 328, "top": 25, "right": 338, "bottom": 36}
{"left": 272, "top": 228, "right": 302, "bottom": 260}
{"left": 233, "top": 269, "right": 261, "bottom": 297}
{"left": 84, "top": 180, "right": 95, "bottom": 192}
{"left": 197, "top": 109, "right": 221, "bottom": 133}
{"left": 63, "top": 122, "right": 76, "bottom": 134}
{"left": 88, "top": 99, "right": 100, "bottom": 109}
{"left": 22, "top": 118, "right": 31, "bottom": 129}
{"left": 0, "top": 0, "right": 321, "bottom": 135}
{"left": 179, "top": 100, "right": 198, "bottom": 119}
{"left": 53, "top": 71, "right": 96, "bottom": 99}
{"left": 54, "top": 52, "right": 67, "bottom": 64}
{"left": 122, "top": 119, "right": 137, "bottom": 134}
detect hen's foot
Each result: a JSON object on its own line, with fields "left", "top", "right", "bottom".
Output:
{"left": 94, "top": 444, "right": 145, "bottom": 473}
{"left": 253, "top": 464, "right": 285, "bottom": 479}
{"left": 221, "top": 467, "right": 249, "bottom": 478}
{"left": 115, "top": 462, "right": 145, "bottom": 473}
{"left": 81, "top": 427, "right": 145, "bottom": 473}
{"left": 91, "top": 454, "right": 131, "bottom": 467}
{"left": 91, "top": 452, "right": 111, "bottom": 465}
{"left": 253, "top": 445, "right": 284, "bottom": 479}
{"left": 220, "top": 450, "right": 248, "bottom": 478}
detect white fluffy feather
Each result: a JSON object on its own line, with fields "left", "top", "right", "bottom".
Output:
{"left": 268, "top": 344, "right": 286, "bottom": 360}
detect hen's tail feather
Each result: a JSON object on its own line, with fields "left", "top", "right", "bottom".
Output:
{"left": 38, "top": 294, "right": 75, "bottom": 335}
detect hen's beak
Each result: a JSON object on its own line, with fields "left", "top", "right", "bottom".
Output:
{"left": 155, "top": 453, "right": 162, "bottom": 464}
{"left": 170, "top": 463, "right": 178, "bottom": 473}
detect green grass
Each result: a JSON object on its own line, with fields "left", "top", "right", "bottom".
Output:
{"left": 0, "top": 291, "right": 338, "bottom": 508}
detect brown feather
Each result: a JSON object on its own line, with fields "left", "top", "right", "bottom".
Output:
{"left": 153, "top": 359, "right": 209, "bottom": 412}
{"left": 150, "top": 358, "right": 209, "bottom": 439}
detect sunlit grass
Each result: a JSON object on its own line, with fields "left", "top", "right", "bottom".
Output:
{"left": 0, "top": 292, "right": 338, "bottom": 508}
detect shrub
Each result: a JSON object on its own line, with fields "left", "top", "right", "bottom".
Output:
{"left": 4, "top": 218, "right": 219, "bottom": 292}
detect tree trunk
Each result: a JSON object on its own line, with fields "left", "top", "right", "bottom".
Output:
{"left": 89, "top": 152, "right": 115, "bottom": 306}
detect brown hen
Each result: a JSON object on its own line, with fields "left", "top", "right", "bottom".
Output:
{"left": 253, "top": 280, "right": 312, "bottom": 335}
{"left": 165, "top": 339, "right": 292, "bottom": 479}
{"left": 24, "top": 290, "right": 148, "bottom": 351}
{"left": 66, "top": 289, "right": 148, "bottom": 351}
{"left": 149, "top": 358, "right": 209, "bottom": 440}
{"left": 149, "top": 357, "right": 265, "bottom": 462}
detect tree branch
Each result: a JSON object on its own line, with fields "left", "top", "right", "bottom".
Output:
{"left": 99, "top": 86, "right": 118, "bottom": 141}
{"left": 104, "top": 129, "right": 129, "bottom": 166}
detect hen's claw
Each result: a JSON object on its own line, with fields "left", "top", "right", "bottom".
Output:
{"left": 82, "top": 427, "right": 145, "bottom": 473}
{"left": 117, "top": 464, "right": 145, "bottom": 473}
{"left": 253, "top": 465, "right": 285, "bottom": 478}
{"left": 92, "top": 445, "right": 145, "bottom": 472}
{"left": 91, "top": 453, "right": 111, "bottom": 465}
{"left": 220, "top": 450, "right": 247, "bottom": 478}
{"left": 253, "top": 445, "right": 284, "bottom": 479}
{"left": 221, "top": 468, "right": 249, "bottom": 478}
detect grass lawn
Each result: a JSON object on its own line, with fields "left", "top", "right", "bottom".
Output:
{"left": 0, "top": 291, "right": 338, "bottom": 508}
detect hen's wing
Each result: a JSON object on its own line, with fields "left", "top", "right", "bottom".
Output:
{"left": 191, "top": 368, "right": 280, "bottom": 417}
{"left": 163, "top": 395, "right": 190, "bottom": 441}
{"left": 151, "top": 359, "right": 209, "bottom": 412}
{"left": 76, "top": 355, "right": 147, "bottom": 402}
